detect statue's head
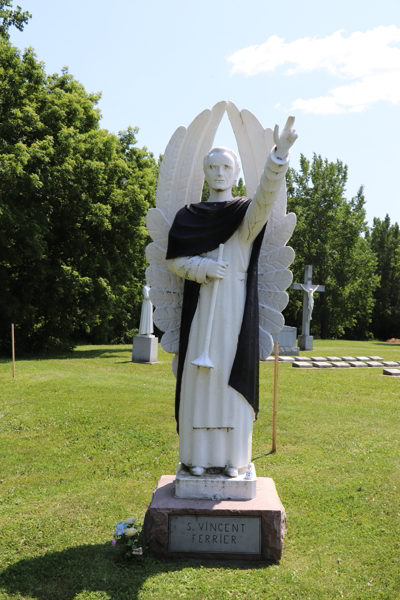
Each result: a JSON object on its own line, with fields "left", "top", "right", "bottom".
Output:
{"left": 203, "top": 147, "right": 241, "bottom": 193}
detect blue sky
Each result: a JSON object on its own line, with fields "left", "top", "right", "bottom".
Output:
{"left": 10, "top": 0, "right": 400, "bottom": 226}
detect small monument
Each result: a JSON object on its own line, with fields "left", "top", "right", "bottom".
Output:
{"left": 131, "top": 284, "right": 158, "bottom": 363}
{"left": 271, "top": 326, "right": 300, "bottom": 356}
{"left": 144, "top": 102, "right": 298, "bottom": 562}
{"left": 291, "top": 265, "right": 325, "bottom": 351}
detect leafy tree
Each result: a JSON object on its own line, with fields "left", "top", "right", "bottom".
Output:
{"left": 366, "top": 215, "right": 400, "bottom": 340}
{"left": 0, "top": 38, "right": 157, "bottom": 353}
{"left": 0, "top": 1, "right": 31, "bottom": 38}
{"left": 285, "top": 154, "right": 379, "bottom": 339}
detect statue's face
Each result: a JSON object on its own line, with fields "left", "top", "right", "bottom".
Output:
{"left": 204, "top": 151, "right": 237, "bottom": 192}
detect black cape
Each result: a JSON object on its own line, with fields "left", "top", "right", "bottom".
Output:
{"left": 166, "top": 199, "right": 266, "bottom": 431}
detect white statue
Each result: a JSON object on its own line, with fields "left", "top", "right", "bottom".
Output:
{"left": 146, "top": 102, "right": 297, "bottom": 478}
{"left": 138, "top": 284, "right": 154, "bottom": 336}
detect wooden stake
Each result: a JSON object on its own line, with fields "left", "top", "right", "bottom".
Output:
{"left": 272, "top": 342, "right": 280, "bottom": 452}
{"left": 11, "top": 323, "right": 16, "bottom": 378}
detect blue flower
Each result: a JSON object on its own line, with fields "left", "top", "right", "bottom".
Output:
{"left": 116, "top": 522, "right": 126, "bottom": 536}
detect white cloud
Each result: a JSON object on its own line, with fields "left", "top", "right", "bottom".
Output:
{"left": 227, "top": 26, "right": 400, "bottom": 114}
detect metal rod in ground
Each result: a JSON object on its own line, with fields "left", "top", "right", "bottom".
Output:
{"left": 272, "top": 342, "right": 280, "bottom": 452}
{"left": 11, "top": 323, "right": 16, "bottom": 378}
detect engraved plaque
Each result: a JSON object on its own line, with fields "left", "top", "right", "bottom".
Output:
{"left": 169, "top": 515, "right": 261, "bottom": 554}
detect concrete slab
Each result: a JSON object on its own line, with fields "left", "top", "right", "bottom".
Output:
{"left": 382, "top": 361, "right": 399, "bottom": 367}
{"left": 292, "top": 362, "right": 313, "bottom": 368}
{"left": 356, "top": 356, "right": 370, "bottom": 361}
{"left": 331, "top": 361, "right": 351, "bottom": 368}
{"left": 349, "top": 361, "right": 368, "bottom": 368}
{"left": 341, "top": 356, "right": 356, "bottom": 361}
{"left": 279, "top": 356, "right": 295, "bottom": 362}
{"left": 369, "top": 356, "right": 384, "bottom": 361}
{"left": 261, "top": 357, "right": 275, "bottom": 362}
{"left": 366, "top": 361, "right": 384, "bottom": 367}
{"left": 311, "top": 356, "right": 327, "bottom": 361}
{"left": 144, "top": 475, "right": 285, "bottom": 563}
{"left": 312, "top": 361, "right": 332, "bottom": 368}
{"left": 294, "top": 356, "right": 311, "bottom": 361}
{"left": 383, "top": 368, "right": 400, "bottom": 377}
{"left": 326, "top": 356, "right": 341, "bottom": 361}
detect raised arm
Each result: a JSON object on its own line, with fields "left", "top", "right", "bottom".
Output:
{"left": 239, "top": 116, "right": 298, "bottom": 245}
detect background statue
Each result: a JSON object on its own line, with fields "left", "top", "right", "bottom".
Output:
{"left": 138, "top": 284, "right": 154, "bottom": 336}
{"left": 146, "top": 102, "right": 297, "bottom": 479}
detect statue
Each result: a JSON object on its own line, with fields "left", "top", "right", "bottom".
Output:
{"left": 138, "top": 284, "right": 154, "bottom": 336}
{"left": 146, "top": 102, "right": 298, "bottom": 479}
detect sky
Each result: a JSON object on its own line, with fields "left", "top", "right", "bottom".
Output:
{"left": 10, "top": 0, "right": 400, "bottom": 227}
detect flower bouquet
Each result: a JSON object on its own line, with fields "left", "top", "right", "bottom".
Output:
{"left": 112, "top": 517, "right": 143, "bottom": 558}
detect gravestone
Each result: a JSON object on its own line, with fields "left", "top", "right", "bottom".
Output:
{"left": 291, "top": 265, "right": 325, "bottom": 351}
{"left": 271, "top": 326, "right": 300, "bottom": 356}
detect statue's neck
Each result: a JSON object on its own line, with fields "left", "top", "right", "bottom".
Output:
{"left": 208, "top": 188, "right": 233, "bottom": 202}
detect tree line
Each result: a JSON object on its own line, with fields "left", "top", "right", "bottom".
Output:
{"left": 1, "top": 5, "right": 399, "bottom": 353}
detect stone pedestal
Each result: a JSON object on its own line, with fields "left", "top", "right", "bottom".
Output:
{"left": 175, "top": 464, "right": 256, "bottom": 501}
{"left": 144, "top": 475, "right": 285, "bottom": 563}
{"left": 271, "top": 326, "right": 300, "bottom": 356}
{"left": 298, "top": 334, "right": 313, "bottom": 351}
{"left": 132, "top": 335, "right": 158, "bottom": 363}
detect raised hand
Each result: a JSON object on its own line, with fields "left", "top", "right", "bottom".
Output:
{"left": 273, "top": 116, "right": 298, "bottom": 160}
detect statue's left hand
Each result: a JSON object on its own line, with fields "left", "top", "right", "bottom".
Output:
{"left": 273, "top": 116, "right": 298, "bottom": 160}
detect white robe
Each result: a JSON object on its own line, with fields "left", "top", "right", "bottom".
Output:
{"left": 168, "top": 151, "right": 289, "bottom": 470}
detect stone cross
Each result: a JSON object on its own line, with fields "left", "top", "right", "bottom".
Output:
{"left": 291, "top": 265, "right": 325, "bottom": 350}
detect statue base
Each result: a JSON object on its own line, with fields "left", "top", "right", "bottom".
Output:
{"left": 298, "top": 334, "right": 313, "bottom": 351}
{"left": 175, "top": 463, "right": 257, "bottom": 500}
{"left": 132, "top": 334, "right": 158, "bottom": 363}
{"left": 144, "top": 475, "right": 285, "bottom": 563}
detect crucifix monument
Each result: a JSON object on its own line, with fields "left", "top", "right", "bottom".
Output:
{"left": 291, "top": 265, "right": 325, "bottom": 351}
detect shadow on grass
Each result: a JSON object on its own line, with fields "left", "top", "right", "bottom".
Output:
{"left": 0, "top": 543, "right": 186, "bottom": 600}
{"left": 0, "top": 543, "right": 258, "bottom": 600}
{"left": 0, "top": 347, "right": 130, "bottom": 364}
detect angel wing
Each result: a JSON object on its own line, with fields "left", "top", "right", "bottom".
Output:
{"left": 146, "top": 101, "right": 227, "bottom": 353}
{"left": 227, "top": 102, "right": 296, "bottom": 359}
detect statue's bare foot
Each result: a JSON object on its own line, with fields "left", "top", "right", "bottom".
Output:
{"left": 190, "top": 466, "right": 205, "bottom": 476}
{"left": 225, "top": 466, "right": 238, "bottom": 478}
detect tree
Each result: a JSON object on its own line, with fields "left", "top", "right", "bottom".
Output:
{"left": 0, "top": 38, "right": 157, "bottom": 353}
{"left": 367, "top": 215, "right": 400, "bottom": 340}
{"left": 0, "top": 1, "right": 31, "bottom": 38}
{"left": 285, "top": 154, "right": 379, "bottom": 339}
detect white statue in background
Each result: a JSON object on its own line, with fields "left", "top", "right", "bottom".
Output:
{"left": 146, "top": 102, "right": 298, "bottom": 479}
{"left": 138, "top": 284, "right": 154, "bottom": 336}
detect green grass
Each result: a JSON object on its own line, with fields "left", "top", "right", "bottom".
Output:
{"left": 0, "top": 340, "right": 399, "bottom": 600}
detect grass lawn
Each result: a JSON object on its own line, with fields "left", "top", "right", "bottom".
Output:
{"left": 0, "top": 340, "right": 399, "bottom": 600}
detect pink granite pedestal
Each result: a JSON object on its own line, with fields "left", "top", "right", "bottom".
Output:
{"left": 144, "top": 475, "right": 285, "bottom": 563}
